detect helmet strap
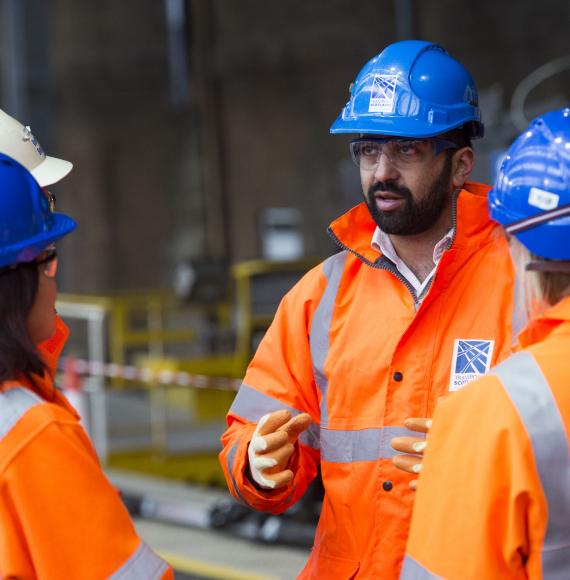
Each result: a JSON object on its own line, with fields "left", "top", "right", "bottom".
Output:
{"left": 506, "top": 203, "right": 570, "bottom": 235}
{"left": 526, "top": 261, "right": 570, "bottom": 273}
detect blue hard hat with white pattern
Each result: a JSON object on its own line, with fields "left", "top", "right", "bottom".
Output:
{"left": 330, "top": 40, "right": 483, "bottom": 139}
{"left": 489, "top": 108, "right": 570, "bottom": 261}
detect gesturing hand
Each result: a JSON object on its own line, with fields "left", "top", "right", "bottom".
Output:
{"left": 248, "top": 409, "right": 312, "bottom": 490}
{"left": 391, "top": 417, "right": 432, "bottom": 490}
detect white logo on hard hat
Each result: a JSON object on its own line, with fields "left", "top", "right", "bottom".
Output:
{"left": 369, "top": 75, "right": 398, "bottom": 114}
{"left": 21, "top": 126, "right": 44, "bottom": 157}
{"left": 528, "top": 187, "right": 559, "bottom": 211}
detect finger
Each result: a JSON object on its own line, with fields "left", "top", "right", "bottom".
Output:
{"left": 392, "top": 453, "right": 423, "bottom": 475}
{"left": 409, "top": 479, "right": 418, "bottom": 491}
{"left": 259, "top": 443, "right": 296, "bottom": 474}
{"left": 391, "top": 436, "right": 427, "bottom": 454}
{"left": 251, "top": 454, "right": 278, "bottom": 474}
{"left": 255, "top": 430, "right": 289, "bottom": 454}
{"left": 404, "top": 418, "right": 433, "bottom": 433}
{"left": 277, "top": 413, "right": 312, "bottom": 442}
{"left": 257, "top": 410, "right": 292, "bottom": 436}
{"left": 264, "top": 469, "right": 294, "bottom": 490}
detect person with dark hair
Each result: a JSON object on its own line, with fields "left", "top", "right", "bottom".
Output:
{"left": 0, "top": 153, "right": 172, "bottom": 579}
{"left": 220, "top": 40, "right": 524, "bottom": 577}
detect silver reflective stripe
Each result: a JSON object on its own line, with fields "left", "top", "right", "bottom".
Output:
{"left": 321, "top": 426, "right": 422, "bottom": 463}
{"left": 310, "top": 251, "right": 347, "bottom": 428}
{"left": 492, "top": 351, "right": 570, "bottom": 578}
{"left": 226, "top": 439, "right": 254, "bottom": 507}
{"left": 0, "top": 387, "right": 43, "bottom": 440}
{"left": 109, "top": 540, "right": 169, "bottom": 579}
{"left": 399, "top": 555, "right": 442, "bottom": 579}
{"left": 229, "top": 383, "right": 320, "bottom": 449}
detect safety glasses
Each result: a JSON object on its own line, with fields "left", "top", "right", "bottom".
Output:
{"left": 43, "top": 188, "right": 56, "bottom": 212}
{"left": 349, "top": 138, "right": 459, "bottom": 170}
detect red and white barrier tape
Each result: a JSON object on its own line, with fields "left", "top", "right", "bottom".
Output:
{"left": 60, "top": 357, "right": 242, "bottom": 391}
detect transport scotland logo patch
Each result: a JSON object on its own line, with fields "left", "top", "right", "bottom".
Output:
{"left": 368, "top": 74, "right": 397, "bottom": 113}
{"left": 449, "top": 339, "right": 494, "bottom": 391}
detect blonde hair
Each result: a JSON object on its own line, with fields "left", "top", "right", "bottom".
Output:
{"left": 511, "top": 238, "right": 570, "bottom": 313}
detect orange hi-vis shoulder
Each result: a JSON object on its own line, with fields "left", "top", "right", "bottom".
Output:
{"left": 0, "top": 317, "right": 172, "bottom": 580}
{"left": 401, "top": 296, "right": 570, "bottom": 580}
{"left": 220, "top": 183, "right": 522, "bottom": 578}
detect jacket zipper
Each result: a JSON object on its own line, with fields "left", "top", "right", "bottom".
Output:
{"left": 327, "top": 227, "right": 420, "bottom": 306}
{"left": 327, "top": 189, "right": 461, "bottom": 311}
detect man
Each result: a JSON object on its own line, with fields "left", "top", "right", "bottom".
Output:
{"left": 401, "top": 107, "right": 570, "bottom": 579}
{"left": 220, "top": 40, "right": 522, "bottom": 578}
{"left": 0, "top": 108, "right": 72, "bottom": 207}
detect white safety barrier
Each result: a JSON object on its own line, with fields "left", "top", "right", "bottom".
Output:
{"left": 60, "top": 357, "right": 241, "bottom": 391}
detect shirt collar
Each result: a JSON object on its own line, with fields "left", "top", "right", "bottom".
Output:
{"left": 371, "top": 227, "right": 454, "bottom": 264}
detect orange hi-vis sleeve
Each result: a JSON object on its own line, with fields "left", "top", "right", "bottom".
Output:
{"left": 402, "top": 296, "right": 570, "bottom": 579}
{"left": 0, "top": 388, "right": 173, "bottom": 579}
{"left": 0, "top": 319, "right": 172, "bottom": 579}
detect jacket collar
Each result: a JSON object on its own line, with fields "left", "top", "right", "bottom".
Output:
{"left": 1, "top": 316, "right": 79, "bottom": 417}
{"left": 327, "top": 181, "right": 495, "bottom": 269}
{"left": 518, "top": 296, "right": 570, "bottom": 349}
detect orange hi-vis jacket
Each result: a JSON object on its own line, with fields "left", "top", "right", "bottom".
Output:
{"left": 401, "top": 296, "right": 570, "bottom": 580}
{"left": 0, "top": 318, "right": 173, "bottom": 580}
{"left": 220, "top": 182, "right": 523, "bottom": 578}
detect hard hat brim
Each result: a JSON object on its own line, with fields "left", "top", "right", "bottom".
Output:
{"left": 330, "top": 114, "right": 475, "bottom": 139}
{"left": 30, "top": 155, "right": 73, "bottom": 187}
{"left": 0, "top": 213, "right": 77, "bottom": 268}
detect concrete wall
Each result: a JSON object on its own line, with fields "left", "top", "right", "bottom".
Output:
{"left": 12, "top": 0, "right": 567, "bottom": 293}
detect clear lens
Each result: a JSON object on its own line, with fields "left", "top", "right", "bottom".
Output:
{"left": 42, "top": 188, "right": 56, "bottom": 212}
{"left": 350, "top": 139, "right": 436, "bottom": 170}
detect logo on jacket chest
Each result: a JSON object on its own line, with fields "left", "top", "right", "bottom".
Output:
{"left": 449, "top": 339, "right": 494, "bottom": 391}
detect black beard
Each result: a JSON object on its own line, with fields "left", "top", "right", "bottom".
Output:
{"left": 364, "top": 157, "right": 453, "bottom": 235}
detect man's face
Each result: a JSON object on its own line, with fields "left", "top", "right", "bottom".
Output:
{"left": 358, "top": 138, "right": 454, "bottom": 235}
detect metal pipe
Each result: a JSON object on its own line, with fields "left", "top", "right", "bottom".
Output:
{"left": 165, "top": 0, "right": 190, "bottom": 108}
{"left": 1, "top": 0, "right": 29, "bottom": 119}
{"left": 394, "top": 0, "right": 417, "bottom": 40}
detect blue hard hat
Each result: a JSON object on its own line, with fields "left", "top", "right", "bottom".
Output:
{"left": 330, "top": 40, "right": 483, "bottom": 139}
{"left": 489, "top": 108, "right": 570, "bottom": 260}
{"left": 0, "top": 153, "right": 76, "bottom": 268}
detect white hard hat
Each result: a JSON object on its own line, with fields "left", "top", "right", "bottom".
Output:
{"left": 0, "top": 109, "right": 72, "bottom": 186}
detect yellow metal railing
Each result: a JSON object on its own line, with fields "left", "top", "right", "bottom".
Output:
{"left": 57, "top": 290, "right": 206, "bottom": 368}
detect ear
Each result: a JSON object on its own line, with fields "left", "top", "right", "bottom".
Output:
{"left": 451, "top": 147, "right": 474, "bottom": 189}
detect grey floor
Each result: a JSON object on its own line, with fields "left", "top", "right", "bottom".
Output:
{"left": 107, "top": 469, "right": 310, "bottom": 580}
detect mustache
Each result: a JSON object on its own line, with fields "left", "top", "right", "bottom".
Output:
{"left": 368, "top": 181, "right": 412, "bottom": 199}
